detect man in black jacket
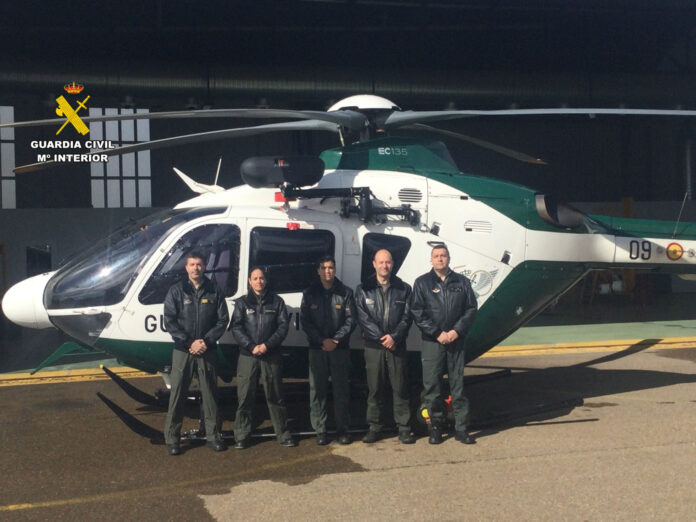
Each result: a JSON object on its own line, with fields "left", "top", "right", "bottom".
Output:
{"left": 411, "top": 244, "right": 477, "bottom": 445}
{"left": 163, "top": 251, "right": 229, "bottom": 455}
{"left": 300, "top": 255, "right": 356, "bottom": 445}
{"left": 355, "top": 249, "right": 415, "bottom": 444}
{"left": 230, "top": 267, "right": 295, "bottom": 448}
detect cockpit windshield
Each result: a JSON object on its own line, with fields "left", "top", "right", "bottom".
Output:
{"left": 44, "top": 207, "right": 226, "bottom": 309}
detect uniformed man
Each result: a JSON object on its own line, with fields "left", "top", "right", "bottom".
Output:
{"left": 411, "top": 244, "right": 477, "bottom": 445}
{"left": 163, "top": 251, "right": 229, "bottom": 455}
{"left": 230, "top": 267, "right": 295, "bottom": 448}
{"left": 355, "top": 249, "right": 415, "bottom": 444}
{"left": 300, "top": 255, "right": 356, "bottom": 445}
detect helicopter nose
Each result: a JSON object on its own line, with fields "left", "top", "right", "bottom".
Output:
{"left": 1, "top": 272, "right": 55, "bottom": 329}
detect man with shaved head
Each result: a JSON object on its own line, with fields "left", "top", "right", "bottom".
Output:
{"left": 355, "top": 248, "right": 415, "bottom": 444}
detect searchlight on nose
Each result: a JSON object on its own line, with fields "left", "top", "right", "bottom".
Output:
{"left": 1, "top": 272, "right": 55, "bottom": 329}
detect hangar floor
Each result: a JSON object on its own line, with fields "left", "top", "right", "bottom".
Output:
{"left": 1, "top": 344, "right": 695, "bottom": 521}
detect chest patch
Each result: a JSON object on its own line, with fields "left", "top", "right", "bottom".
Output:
{"left": 184, "top": 298, "right": 192, "bottom": 305}
{"left": 365, "top": 298, "right": 375, "bottom": 305}
{"left": 335, "top": 304, "right": 343, "bottom": 310}
{"left": 246, "top": 308, "right": 255, "bottom": 315}
{"left": 432, "top": 288, "right": 440, "bottom": 294}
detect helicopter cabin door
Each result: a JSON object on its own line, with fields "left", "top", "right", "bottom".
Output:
{"left": 244, "top": 218, "right": 342, "bottom": 345}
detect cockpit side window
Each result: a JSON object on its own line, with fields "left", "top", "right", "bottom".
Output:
{"left": 360, "top": 233, "right": 411, "bottom": 283}
{"left": 138, "top": 224, "right": 241, "bottom": 305}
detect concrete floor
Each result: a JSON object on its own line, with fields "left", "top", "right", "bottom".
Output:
{"left": 1, "top": 344, "right": 695, "bottom": 521}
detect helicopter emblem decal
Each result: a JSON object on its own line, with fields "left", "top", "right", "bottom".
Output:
{"left": 468, "top": 269, "right": 498, "bottom": 297}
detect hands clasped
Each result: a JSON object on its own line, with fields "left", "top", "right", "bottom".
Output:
{"left": 189, "top": 339, "right": 207, "bottom": 355}
{"left": 321, "top": 338, "right": 338, "bottom": 352}
{"left": 436, "top": 330, "right": 459, "bottom": 345}
{"left": 251, "top": 343, "right": 268, "bottom": 356}
{"left": 380, "top": 334, "right": 396, "bottom": 351}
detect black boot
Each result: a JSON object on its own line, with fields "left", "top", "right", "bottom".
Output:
{"left": 455, "top": 430, "right": 475, "bottom": 444}
{"left": 428, "top": 425, "right": 443, "bottom": 445}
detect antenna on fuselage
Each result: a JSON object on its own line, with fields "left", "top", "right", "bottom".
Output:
{"left": 214, "top": 157, "right": 222, "bottom": 186}
{"left": 672, "top": 191, "right": 689, "bottom": 238}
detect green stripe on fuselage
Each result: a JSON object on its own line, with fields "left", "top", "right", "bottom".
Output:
{"left": 465, "top": 261, "right": 588, "bottom": 362}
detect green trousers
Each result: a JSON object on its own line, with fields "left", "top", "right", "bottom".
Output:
{"left": 164, "top": 349, "right": 220, "bottom": 445}
{"left": 308, "top": 348, "right": 350, "bottom": 434}
{"left": 421, "top": 339, "right": 469, "bottom": 432}
{"left": 364, "top": 347, "right": 412, "bottom": 433}
{"left": 234, "top": 352, "right": 291, "bottom": 442}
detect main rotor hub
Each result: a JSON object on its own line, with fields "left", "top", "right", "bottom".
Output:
{"left": 328, "top": 95, "right": 400, "bottom": 112}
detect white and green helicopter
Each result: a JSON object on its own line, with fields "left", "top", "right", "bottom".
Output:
{"left": 3, "top": 94, "right": 696, "bottom": 383}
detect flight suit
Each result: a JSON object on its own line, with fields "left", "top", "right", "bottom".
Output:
{"left": 411, "top": 269, "right": 477, "bottom": 432}
{"left": 229, "top": 290, "right": 291, "bottom": 443}
{"left": 163, "top": 277, "right": 229, "bottom": 445}
{"left": 355, "top": 274, "right": 413, "bottom": 435}
{"left": 300, "top": 278, "right": 356, "bottom": 436}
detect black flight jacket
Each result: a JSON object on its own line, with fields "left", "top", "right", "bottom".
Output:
{"left": 163, "top": 277, "right": 230, "bottom": 354}
{"left": 411, "top": 269, "right": 477, "bottom": 342}
{"left": 300, "top": 278, "right": 356, "bottom": 350}
{"left": 229, "top": 290, "right": 289, "bottom": 357}
{"left": 355, "top": 274, "right": 412, "bottom": 352}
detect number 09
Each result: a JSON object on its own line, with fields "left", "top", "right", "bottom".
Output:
{"left": 629, "top": 240, "right": 651, "bottom": 260}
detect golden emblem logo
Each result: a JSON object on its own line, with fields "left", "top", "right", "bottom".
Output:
{"left": 55, "top": 81, "right": 90, "bottom": 135}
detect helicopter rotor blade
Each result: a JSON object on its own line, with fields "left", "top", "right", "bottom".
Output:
{"left": 0, "top": 108, "right": 368, "bottom": 132}
{"left": 383, "top": 107, "right": 696, "bottom": 128}
{"left": 14, "top": 119, "right": 340, "bottom": 173}
{"left": 402, "top": 123, "right": 547, "bottom": 165}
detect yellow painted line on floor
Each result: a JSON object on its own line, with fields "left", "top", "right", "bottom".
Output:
{"left": 0, "top": 449, "right": 328, "bottom": 512}
{"left": 0, "top": 366, "right": 154, "bottom": 387}
{"left": 483, "top": 336, "right": 696, "bottom": 357}
{"left": 2, "top": 337, "right": 695, "bottom": 387}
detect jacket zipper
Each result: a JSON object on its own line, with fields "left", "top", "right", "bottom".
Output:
{"left": 439, "top": 275, "right": 449, "bottom": 330}
{"left": 256, "top": 296, "right": 263, "bottom": 344}
{"left": 380, "top": 286, "right": 389, "bottom": 332}
{"left": 194, "top": 286, "right": 201, "bottom": 340}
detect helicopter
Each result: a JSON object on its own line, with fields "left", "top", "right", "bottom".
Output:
{"left": 3, "top": 93, "right": 696, "bottom": 385}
